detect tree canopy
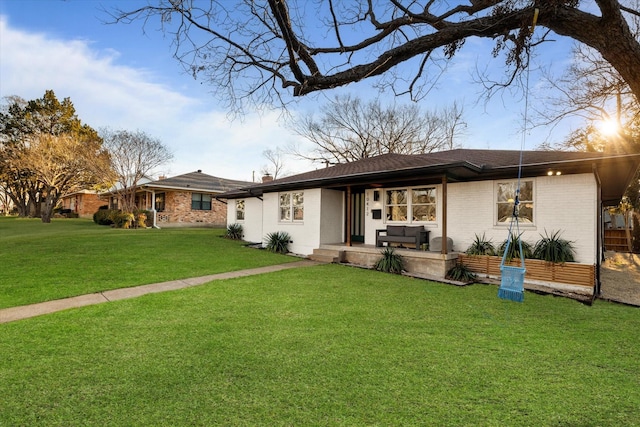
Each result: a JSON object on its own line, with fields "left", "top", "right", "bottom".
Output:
{"left": 288, "top": 95, "right": 465, "bottom": 164}
{"left": 95, "top": 129, "right": 173, "bottom": 214}
{"left": 112, "top": 1, "right": 640, "bottom": 110}
{"left": 0, "top": 90, "right": 106, "bottom": 222}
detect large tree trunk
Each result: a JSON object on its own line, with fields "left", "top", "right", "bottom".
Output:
{"left": 40, "top": 189, "right": 59, "bottom": 224}
{"left": 545, "top": 3, "right": 640, "bottom": 106}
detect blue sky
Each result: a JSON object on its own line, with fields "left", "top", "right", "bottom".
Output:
{"left": 0, "top": 0, "right": 579, "bottom": 181}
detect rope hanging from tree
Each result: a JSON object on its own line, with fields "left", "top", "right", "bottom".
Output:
{"left": 497, "top": 8, "right": 539, "bottom": 303}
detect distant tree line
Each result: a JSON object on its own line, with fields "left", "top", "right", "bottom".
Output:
{"left": 0, "top": 90, "right": 172, "bottom": 224}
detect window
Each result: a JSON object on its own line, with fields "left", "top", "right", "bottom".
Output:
{"left": 497, "top": 180, "right": 534, "bottom": 224}
{"left": 236, "top": 199, "right": 245, "bottom": 221}
{"left": 280, "top": 191, "right": 304, "bottom": 221}
{"left": 385, "top": 189, "right": 408, "bottom": 221}
{"left": 411, "top": 188, "right": 436, "bottom": 221}
{"left": 385, "top": 187, "right": 436, "bottom": 222}
{"left": 155, "top": 192, "right": 165, "bottom": 212}
{"left": 191, "top": 193, "right": 212, "bottom": 210}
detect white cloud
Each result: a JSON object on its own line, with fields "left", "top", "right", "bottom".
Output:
{"left": 0, "top": 15, "right": 307, "bottom": 181}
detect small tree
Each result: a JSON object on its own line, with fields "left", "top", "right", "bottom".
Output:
{"left": 94, "top": 129, "right": 173, "bottom": 214}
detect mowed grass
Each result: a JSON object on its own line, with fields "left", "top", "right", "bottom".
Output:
{"left": 0, "top": 217, "right": 295, "bottom": 308}
{"left": 1, "top": 265, "right": 639, "bottom": 426}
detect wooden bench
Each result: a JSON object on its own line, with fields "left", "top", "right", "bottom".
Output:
{"left": 376, "top": 225, "right": 429, "bottom": 250}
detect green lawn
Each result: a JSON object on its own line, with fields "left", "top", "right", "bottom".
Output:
{"left": 1, "top": 216, "right": 639, "bottom": 425}
{"left": 0, "top": 217, "right": 295, "bottom": 308}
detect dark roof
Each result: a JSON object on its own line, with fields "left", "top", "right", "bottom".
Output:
{"left": 220, "top": 149, "right": 640, "bottom": 206}
{"left": 143, "top": 170, "right": 252, "bottom": 193}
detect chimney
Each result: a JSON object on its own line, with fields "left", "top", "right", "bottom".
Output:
{"left": 262, "top": 173, "right": 273, "bottom": 183}
{"left": 158, "top": 175, "right": 166, "bottom": 180}
{"left": 197, "top": 169, "right": 202, "bottom": 173}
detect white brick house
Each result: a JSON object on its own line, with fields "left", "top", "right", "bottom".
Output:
{"left": 221, "top": 149, "right": 640, "bottom": 288}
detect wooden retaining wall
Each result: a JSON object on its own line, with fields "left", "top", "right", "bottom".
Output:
{"left": 458, "top": 254, "right": 595, "bottom": 288}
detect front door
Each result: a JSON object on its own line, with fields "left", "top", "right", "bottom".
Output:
{"left": 351, "top": 191, "right": 365, "bottom": 243}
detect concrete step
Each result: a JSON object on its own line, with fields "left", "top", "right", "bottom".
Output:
{"left": 308, "top": 248, "right": 345, "bottom": 263}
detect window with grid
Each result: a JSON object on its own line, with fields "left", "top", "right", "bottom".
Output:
{"left": 279, "top": 191, "right": 304, "bottom": 222}
{"left": 496, "top": 180, "right": 534, "bottom": 224}
{"left": 385, "top": 189, "right": 408, "bottom": 221}
{"left": 411, "top": 187, "right": 436, "bottom": 222}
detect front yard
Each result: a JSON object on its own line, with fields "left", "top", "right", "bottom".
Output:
{"left": 1, "top": 217, "right": 639, "bottom": 425}
{"left": 0, "top": 217, "right": 295, "bottom": 309}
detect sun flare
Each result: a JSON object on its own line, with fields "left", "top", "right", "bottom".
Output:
{"left": 598, "top": 119, "right": 620, "bottom": 136}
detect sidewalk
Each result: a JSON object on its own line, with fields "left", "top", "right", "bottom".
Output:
{"left": 0, "top": 260, "right": 319, "bottom": 324}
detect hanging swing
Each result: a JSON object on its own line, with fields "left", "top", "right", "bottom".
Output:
{"left": 497, "top": 8, "right": 539, "bottom": 303}
{"left": 497, "top": 188, "right": 526, "bottom": 302}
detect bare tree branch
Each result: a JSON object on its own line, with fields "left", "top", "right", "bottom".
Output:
{"left": 109, "top": 1, "right": 640, "bottom": 112}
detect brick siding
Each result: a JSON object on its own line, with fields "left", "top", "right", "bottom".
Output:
{"left": 156, "top": 191, "right": 227, "bottom": 227}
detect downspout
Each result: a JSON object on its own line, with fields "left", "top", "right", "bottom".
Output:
{"left": 441, "top": 175, "right": 448, "bottom": 254}
{"left": 346, "top": 186, "right": 352, "bottom": 246}
{"left": 593, "top": 165, "right": 603, "bottom": 300}
{"left": 151, "top": 189, "right": 160, "bottom": 229}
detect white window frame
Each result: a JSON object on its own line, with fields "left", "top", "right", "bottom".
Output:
{"left": 495, "top": 179, "right": 535, "bottom": 225}
{"left": 279, "top": 191, "right": 304, "bottom": 222}
{"left": 384, "top": 186, "right": 437, "bottom": 223}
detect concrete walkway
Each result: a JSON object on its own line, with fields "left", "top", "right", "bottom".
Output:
{"left": 0, "top": 260, "right": 319, "bottom": 324}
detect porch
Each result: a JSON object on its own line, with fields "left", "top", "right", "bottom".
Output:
{"left": 308, "top": 244, "right": 596, "bottom": 301}
{"left": 310, "top": 243, "right": 459, "bottom": 279}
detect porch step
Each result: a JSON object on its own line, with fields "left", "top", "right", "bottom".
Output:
{"left": 308, "top": 248, "right": 345, "bottom": 264}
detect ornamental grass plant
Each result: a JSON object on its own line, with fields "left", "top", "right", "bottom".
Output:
{"left": 532, "top": 229, "right": 576, "bottom": 263}
{"left": 374, "top": 246, "right": 404, "bottom": 274}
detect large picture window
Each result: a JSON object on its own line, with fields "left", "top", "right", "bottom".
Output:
{"left": 385, "top": 187, "right": 436, "bottom": 222}
{"left": 497, "top": 180, "right": 534, "bottom": 223}
{"left": 191, "top": 193, "right": 212, "bottom": 210}
{"left": 236, "top": 199, "right": 245, "bottom": 221}
{"left": 280, "top": 192, "right": 304, "bottom": 221}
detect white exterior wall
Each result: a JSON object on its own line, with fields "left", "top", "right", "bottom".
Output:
{"left": 227, "top": 197, "right": 263, "bottom": 243}
{"left": 362, "top": 174, "right": 598, "bottom": 264}
{"left": 364, "top": 186, "right": 443, "bottom": 249}
{"left": 262, "top": 188, "right": 327, "bottom": 256}
{"left": 447, "top": 173, "right": 597, "bottom": 264}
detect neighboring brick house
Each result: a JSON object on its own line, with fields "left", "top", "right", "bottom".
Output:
{"left": 59, "top": 190, "right": 106, "bottom": 218}
{"left": 115, "top": 170, "right": 252, "bottom": 228}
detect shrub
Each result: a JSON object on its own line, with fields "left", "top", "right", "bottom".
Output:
{"left": 93, "top": 209, "right": 114, "bottom": 226}
{"left": 226, "top": 223, "right": 243, "bottom": 240}
{"left": 133, "top": 210, "right": 151, "bottom": 228}
{"left": 466, "top": 233, "right": 496, "bottom": 256}
{"left": 532, "top": 230, "right": 576, "bottom": 263}
{"left": 264, "top": 231, "right": 291, "bottom": 254}
{"left": 446, "top": 263, "right": 477, "bottom": 283}
{"left": 110, "top": 211, "right": 135, "bottom": 229}
{"left": 498, "top": 232, "right": 533, "bottom": 262}
{"left": 374, "top": 247, "right": 404, "bottom": 274}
